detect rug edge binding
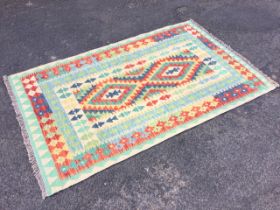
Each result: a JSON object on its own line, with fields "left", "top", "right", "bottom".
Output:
{"left": 3, "top": 75, "right": 47, "bottom": 199}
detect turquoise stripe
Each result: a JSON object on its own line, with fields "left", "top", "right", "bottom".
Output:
{"left": 39, "top": 82, "right": 83, "bottom": 153}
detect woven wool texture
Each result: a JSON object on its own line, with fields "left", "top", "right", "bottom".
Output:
{"left": 4, "top": 20, "right": 278, "bottom": 198}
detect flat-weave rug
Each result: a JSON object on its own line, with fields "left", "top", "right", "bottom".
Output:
{"left": 4, "top": 20, "right": 278, "bottom": 198}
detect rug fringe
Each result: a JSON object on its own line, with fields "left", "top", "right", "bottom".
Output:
{"left": 3, "top": 76, "right": 47, "bottom": 199}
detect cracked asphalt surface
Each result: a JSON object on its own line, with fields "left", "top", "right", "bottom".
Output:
{"left": 0, "top": 0, "right": 280, "bottom": 209}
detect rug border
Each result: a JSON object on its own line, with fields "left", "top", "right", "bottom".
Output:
{"left": 3, "top": 75, "right": 47, "bottom": 199}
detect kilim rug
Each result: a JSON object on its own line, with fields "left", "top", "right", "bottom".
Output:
{"left": 4, "top": 20, "right": 278, "bottom": 198}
